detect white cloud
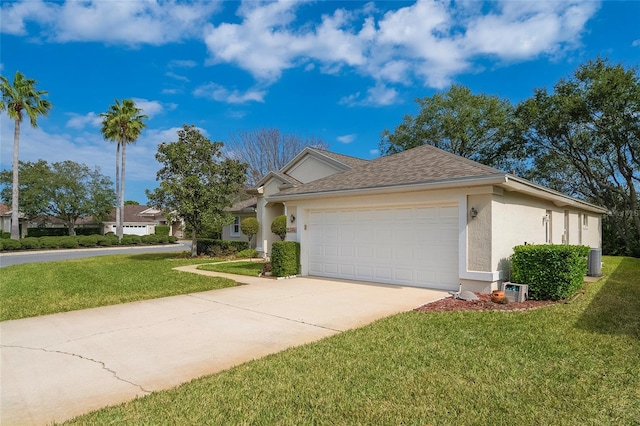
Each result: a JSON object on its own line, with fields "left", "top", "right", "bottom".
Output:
{"left": 169, "top": 59, "right": 197, "bottom": 68}
{"left": 339, "top": 83, "right": 399, "bottom": 106}
{"left": 337, "top": 134, "right": 356, "bottom": 144}
{"left": 1, "top": 0, "right": 221, "bottom": 45}
{"left": 202, "top": 0, "right": 599, "bottom": 99}
{"left": 165, "top": 72, "right": 189, "bottom": 82}
{"left": 65, "top": 112, "right": 102, "bottom": 129}
{"left": 369, "top": 149, "right": 380, "bottom": 157}
{"left": 633, "top": 39, "right": 640, "bottom": 47}
{"left": 131, "top": 99, "right": 165, "bottom": 118}
{"left": 193, "top": 83, "right": 266, "bottom": 104}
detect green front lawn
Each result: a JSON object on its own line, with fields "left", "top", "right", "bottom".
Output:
{"left": 66, "top": 256, "right": 640, "bottom": 425}
{"left": 197, "top": 260, "right": 265, "bottom": 277}
{"left": 0, "top": 253, "right": 234, "bottom": 321}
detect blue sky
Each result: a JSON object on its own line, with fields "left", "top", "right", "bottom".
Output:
{"left": 1, "top": 0, "right": 639, "bottom": 204}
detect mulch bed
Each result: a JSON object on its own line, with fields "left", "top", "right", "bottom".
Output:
{"left": 415, "top": 293, "right": 556, "bottom": 312}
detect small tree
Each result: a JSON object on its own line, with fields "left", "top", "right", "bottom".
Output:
{"left": 240, "top": 217, "right": 259, "bottom": 248}
{"left": 146, "top": 124, "right": 247, "bottom": 257}
{"left": 271, "top": 215, "right": 287, "bottom": 241}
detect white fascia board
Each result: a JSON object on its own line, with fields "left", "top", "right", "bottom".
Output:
{"left": 501, "top": 175, "right": 608, "bottom": 214}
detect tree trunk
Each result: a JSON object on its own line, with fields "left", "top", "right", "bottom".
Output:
{"left": 67, "top": 222, "right": 76, "bottom": 236}
{"left": 191, "top": 228, "right": 197, "bottom": 257}
{"left": 115, "top": 141, "right": 121, "bottom": 239}
{"left": 10, "top": 119, "right": 20, "bottom": 240}
{"left": 119, "top": 142, "right": 127, "bottom": 240}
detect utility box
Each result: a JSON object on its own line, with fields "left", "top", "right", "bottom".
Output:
{"left": 501, "top": 282, "right": 528, "bottom": 303}
{"left": 588, "top": 248, "right": 602, "bottom": 277}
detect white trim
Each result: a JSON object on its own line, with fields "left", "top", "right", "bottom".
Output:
{"left": 460, "top": 271, "right": 502, "bottom": 281}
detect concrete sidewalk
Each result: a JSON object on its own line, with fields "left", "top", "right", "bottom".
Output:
{"left": 0, "top": 268, "right": 446, "bottom": 425}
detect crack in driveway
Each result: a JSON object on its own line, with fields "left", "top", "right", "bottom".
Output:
{"left": 0, "top": 344, "right": 152, "bottom": 394}
{"left": 186, "top": 293, "right": 343, "bottom": 332}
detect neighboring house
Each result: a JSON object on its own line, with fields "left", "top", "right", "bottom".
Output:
{"left": 223, "top": 197, "right": 258, "bottom": 244}
{"left": 0, "top": 202, "right": 27, "bottom": 237}
{"left": 102, "top": 205, "right": 182, "bottom": 237}
{"left": 251, "top": 145, "right": 606, "bottom": 294}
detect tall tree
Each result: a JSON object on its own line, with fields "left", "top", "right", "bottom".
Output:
{"left": 517, "top": 58, "right": 640, "bottom": 255}
{"left": 146, "top": 125, "right": 247, "bottom": 257}
{"left": 0, "top": 160, "right": 115, "bottom": 235}
{"left": 0, "top": 71, "right": 52, "bottom": 239}
{"left": 380, "top": 84, "right": 523, "bottom": 172}
{"left": 100, "top": 99, "right": 147, "bottom": 240}
{"left": 226, "top": 128, "right": 328, "bottom": 185}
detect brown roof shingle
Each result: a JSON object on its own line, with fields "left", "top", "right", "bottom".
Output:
{"left": 273, "top": 144, "right": 504, "bottom": 197}
{"left": 309, "top": 148, "right": 369, "bottom": 169}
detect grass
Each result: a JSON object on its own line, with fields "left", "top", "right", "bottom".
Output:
{"left": 64, "top": 256, "right": 640, "bottom": 425}
{"left": 0, "top": 253, "right": 235, "bottom": 321}
{"left": 197, "top": 260, "right": 265, "bottom": 277}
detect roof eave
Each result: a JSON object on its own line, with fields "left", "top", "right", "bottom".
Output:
{"left": 266, "top": 174, "right": 508, "bottom": 202}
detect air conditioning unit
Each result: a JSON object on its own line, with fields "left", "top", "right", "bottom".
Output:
{"left": 500, "top": 282, "right": 528, "bottom": 303}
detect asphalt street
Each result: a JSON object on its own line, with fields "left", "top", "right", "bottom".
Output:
{"left": 0, "top": 242, "right": 191, "bottom": 268}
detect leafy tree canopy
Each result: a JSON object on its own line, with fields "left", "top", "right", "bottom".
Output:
{"left": 380, "top": 84, "right": 523, "bottom": 172}
{"left": 146, "top": 124, "right": 247, "bottom": 256}
{"left": 517, "top": 57, "right": 640, "bottom": 256}
{"left": 0, "top": 160, "right": 115, "bottom": 236}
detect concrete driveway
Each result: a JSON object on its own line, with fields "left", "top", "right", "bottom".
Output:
{"left": 0, "top": 267, "right": 446, "bottom": 425}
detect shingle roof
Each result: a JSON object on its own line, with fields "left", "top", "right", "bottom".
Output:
{"left": 309, "top": 148, "right": 369, "bottom": 169}
{"left": 227, "top": 197, "right": 258, "bottom": 212}
{"left": 273, "top": 144, "right": 504, "bottom": 197}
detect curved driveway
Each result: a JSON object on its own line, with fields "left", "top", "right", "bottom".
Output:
{"left": 0, "top": 266, "right": 446, "bottom": 425}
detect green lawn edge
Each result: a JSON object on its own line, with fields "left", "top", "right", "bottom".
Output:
{"left": 197, "top": 260, "right": 264, "bottom": 277}
{"left": 0, "top": 253, "right": 236, "bottom": 321}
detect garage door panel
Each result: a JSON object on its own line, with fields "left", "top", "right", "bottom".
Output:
{"left": 309, "top": 204, "right": 458, "bottom": 290}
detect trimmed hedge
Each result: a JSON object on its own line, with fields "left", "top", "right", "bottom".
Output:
{"left": 271, "top": 215, "right": 287, "bottom": 241}
{"left": 511, "top": 244, "right": 590, "bottom": 300}
{"left": 196, "top": 239, "right": 249, "bottom": 257}
{"left": 1, "top": 232, "right": 10, "bottom": 239}
{"left": 271, "top": 241, "right": 300, "bottom": 277}
{"left": 155, "top": 225, "right": 170, "bottom": 236}
{"left": 0, "top": 233, "right": 180, "bottom": 252}
{"left": 28, "top": 228, "right": 68, "bottom": 237}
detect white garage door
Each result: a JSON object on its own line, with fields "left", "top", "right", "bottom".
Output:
{"left": 110, "top": 225, "right": 149, "bottom": 236}
{"left": 308, "top": 204, "right": 459, "bottom": 290}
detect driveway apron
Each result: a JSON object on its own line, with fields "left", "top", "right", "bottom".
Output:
{"left": 0, "top": 269, "right": 446, "bottom": 425}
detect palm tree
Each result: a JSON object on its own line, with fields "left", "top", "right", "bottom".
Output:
{"left": 0, "top": 71, "right": 52, "bottom": 240}
{"left": 100, "top": 99, "right": 147, "bottom": 239}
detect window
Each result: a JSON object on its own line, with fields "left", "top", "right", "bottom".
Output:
{"left": 545, "top": 210, "right": 552, "bottom": 243}
{"left": 583, "top": 214, "right": 588, "bottom": 228}
{"left": 231, "top": 216, "right": 240, "bottom": 236}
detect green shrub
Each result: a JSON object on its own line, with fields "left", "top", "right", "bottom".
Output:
{"left": 271, "top": 241, "right": 300, "bottom": 277}
{"left": 39, "top": 236, "right": 61, "bottom": 249}
{"left": 1, "top": 239, "right": 22, "bottom": 250}
{"left": 196, "top": 239, "right": 249, "bottom": 257}
{"left": 271, "top": 215, "right": 287, "bottom": 241}
{"left": 141, "top": 234, "right": 160, "bottom": 245}
{"left": 78, "top": 235, "right": 99, "bottom": 247}
{"left": 1, "top": 232, "right": 10, "bottom": 239}
{"left": 157, "top": 235, "right": 169, "bottom": 244}
{"left": 240, "top": 218, "right": 259, "bottom": 245}
{"left": 121, "top": 235, "right": 141, "bottom": 245}
{"left": 19, "top": 237, "right": 42, "bottom": 250}
{"left": 511, "top": 244, "right": 590, "bottom": 300}
{"left": 155, "top": 225, "right": 170, "bottom": 236}
{"left": 59, "top": 237, "right": 79, "bottom": 249}
{"left": 236, "top": 248, "right": 259, "bottom": 259}
{"left": 97, "top": 235, "right": 119, "bottom": 246}
{"left": 168, "top": 236, "right": 178, "bottom": 244}
{"left": 27, "top": 228, "right": 68, "bottom": 237}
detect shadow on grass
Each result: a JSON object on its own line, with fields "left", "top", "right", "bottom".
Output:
{"left": 576, "top": 257, "right": 640, "bottom": 339}
{"left": 127, "top": 252, "right": 186, "bottom": 261}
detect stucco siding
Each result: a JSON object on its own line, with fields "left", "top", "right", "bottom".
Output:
{"left": 467, "top": 194, "right": 492, "bottom": 272}
{"left": 286, "top": 156, "right": 343, "bottom": 184}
